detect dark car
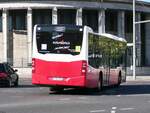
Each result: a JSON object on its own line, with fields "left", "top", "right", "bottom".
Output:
{"left": 0, "top": 63, "right": 19, "bottom": 87}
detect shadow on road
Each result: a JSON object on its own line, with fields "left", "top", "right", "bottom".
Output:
{"left": 0, "top": 85, "right": 38, "bottom": 88}
{"left": 111, "top": 83, "right": 150, "bottom": 95}
{"left": 49, "top": 88, "right": 101, "bottom": 95}
{"left": 49, "top": 82, "right": 150, "bottom": 96}
{"left": 1, "top": 79, "right": 150, "bottom": 96}
{"left": 16, "top": 85, "right": 38, "bottom": 88}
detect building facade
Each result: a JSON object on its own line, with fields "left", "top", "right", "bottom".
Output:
{"left": 0, "top": 0, "right": 150, "bottom": 74}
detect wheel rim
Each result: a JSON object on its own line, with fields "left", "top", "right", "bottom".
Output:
{"left": 98, "top": 80, "right": 102, "bottom": 91}
{"left": 118, "top": 76, "right": 121, "bottom": 84}
{"left": 8, "top": 80, "right": 12, "bottom": 87}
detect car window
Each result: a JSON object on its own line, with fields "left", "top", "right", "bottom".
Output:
{"left": 8, "top": 66, "right": 15, "bottom": 74}
{"left": 4, "top": 64, "right": 14, "bottom": 74}
{"left": 0, "top": 64, "right": 5, "bottom": 72}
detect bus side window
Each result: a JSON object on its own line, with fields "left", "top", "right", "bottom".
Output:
{"left": 88, "top": 34, "right": 95, "bottom": 68}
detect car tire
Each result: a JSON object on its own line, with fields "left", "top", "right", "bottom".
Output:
{"left": 14, "top": 78, "right": 19, "bottom": 87}
{"left": 6, "top": 79, "right": 12, "bottom": 87}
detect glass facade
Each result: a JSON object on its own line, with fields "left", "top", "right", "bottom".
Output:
{"left": 0, "top": 11, "right": 2, "bottom": 32}
{"left": 0, "top": 7, "right": 148, "bottom": 67}
{"left": 58, "top": 9, "right": 76, "bottom": 25}
{"left": 105, "top": 10, "right": 118, "bottom": 35}
{"left": 125, "top": 12, "right": 133, "bottom": 43}
{"left": 9, "top": 10, "right": 27, "bottom": 30}
{"left": 33, "top": 9, "right": 52, "bottom": 26}
{"left": 83, "top": 10, "right": 98, "bottom": 32}
{"left": 141, "top": 13, "right": 146, "bottom": 66}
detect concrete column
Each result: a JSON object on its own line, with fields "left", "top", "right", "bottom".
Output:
{"left": 52, "top": 7, "right": 58, "bottom": 25}
{"left": 98, "top": 9, "right": 105, "bottom": 33}
{"left": 118, "top": 11, "right": 125, "bottom": 38}
{"left": 145, "top": 14, "right": 150, "bottom": 66}
{"left": 2, "top": 9, "right": 8, "bottom": 62}
{"left": 27, "top": 8, "right": 32, "bottom": 64}
{"left": 76, "top": 8, "right": 82, "bottom": 26}
{"left": 135, "top": 13, "right": 141, "bottom": 66}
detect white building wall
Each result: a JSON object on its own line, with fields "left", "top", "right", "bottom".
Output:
{"left": 76, "top": 8, "right": 82, "bottom": 26}
{"left": 13, "top": 31, "right": 28, "bottom": 67}
{"left": 52, "top": 7, "right": 58, "bottom": 25}
{"left": 27, "top": 8, "right": 32, "bottom": 64}
{"left": 0, "top": 1, "right": 149, "bottom": 69}
{"left": 0, "top": 32, "right": 3, "bottom": 62}
{"left": 98, "top": 9, "right": 105, "bottom": 33}
{"left": 118, "top": 11, "right": 125, "bottom": 38}
{"left": 2, "top": 9, "right": 8, "bottom": 62}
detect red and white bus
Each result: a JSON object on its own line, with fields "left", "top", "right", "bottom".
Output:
{"left": 32, "top": 24, "right": 127, "bottom": 91}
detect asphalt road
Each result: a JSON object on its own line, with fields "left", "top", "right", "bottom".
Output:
{"left": 0, "top": 79, "right": 150, "bottom": 113}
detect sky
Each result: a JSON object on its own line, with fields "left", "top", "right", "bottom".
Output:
{"left": 139, "top": 0, "right": 150, "bottom": 2}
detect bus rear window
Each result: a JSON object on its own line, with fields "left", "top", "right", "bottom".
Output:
{"left": 36, "top": 30, "right": 83, "bottom": 55}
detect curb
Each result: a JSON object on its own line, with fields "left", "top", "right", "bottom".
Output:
{"left": 126, "top": 76, "right": 150, "bottom": 81}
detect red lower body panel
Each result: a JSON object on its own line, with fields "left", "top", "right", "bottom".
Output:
{"left": 32, "top": 59, "right": 86, "bottom": 87}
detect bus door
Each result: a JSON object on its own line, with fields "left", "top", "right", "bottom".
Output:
{"left": 99, "top": 37, "right": 111, "bottom": 86}
{"left": 102, "top": 52, "right": 110, "bottom": 86}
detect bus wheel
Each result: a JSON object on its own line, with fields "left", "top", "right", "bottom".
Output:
{"left": 116, "top": 74, "right": 122, "bottom": 87}
{"left": 49, "top": 87, "right": 64, "bottom": 92}
{"left": 97, "top": 75, "right": 103, "bottom": 92}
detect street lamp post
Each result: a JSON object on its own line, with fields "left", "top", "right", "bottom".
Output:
{"left": 133, "top": 0, "right": 136, "bottom": 80}
{"left": 132, "top": 0, "right": 150, "bottom": 80}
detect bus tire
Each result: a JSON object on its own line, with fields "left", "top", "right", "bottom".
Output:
{"left": 97, "top": 73, "right": 103, "bottom": 92}
{"left": 116, "top": 72, "right": 122, "bottom": 87}
{"left": 49, "top": 87, "right": 64, "bottom": 92}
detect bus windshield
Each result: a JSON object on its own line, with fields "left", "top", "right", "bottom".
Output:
{"left": 36, "top": 27, "right": 83, "bottom": 55}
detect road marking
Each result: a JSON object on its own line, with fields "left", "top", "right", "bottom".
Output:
{"left": 116, "top": 95, "right": 121, "bottom": 97}
{"left": 111, "top": 107, "right": 117, "bottom": 113}
{"left": 0, "top": 100, "right": 71, "bottom": 108}
{"left": 78, "top": 97, "right": 87, "bottom": 100}
{"left": 11, "top": 95, "right": 24, "bottom": 98}
{"left": 120, "top": 108, "right": 135, "bottom": 111}
{"left": 125, "top": 94, "right": 150, "bottom": 97}
{"left": 59, "top": 98, "right": 70, "bottom": 101}
{"left": 110, "top": 110, "right": 116, "bottom": 113}
{"left": 112, "top": 107, "right": 117, "bottom": 110}
{"left": 90, "top": 109, "right": 106, "bottom": 113}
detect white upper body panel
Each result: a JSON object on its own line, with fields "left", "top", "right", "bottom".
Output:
{"left": 32, "top": 25, "right": 93, "bottom": 62}
{"left": 32, "top": 25, "right": 126, "bottom": 62}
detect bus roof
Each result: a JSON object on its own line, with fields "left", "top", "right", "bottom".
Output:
{"left": 34, "top": 24, "right": 126, "bottom": 43}
{"left": 35, "top": 24, "right": 83, "bottom": 32}
{"left": 90, "top": 32, "right": 127, "bottom": 43}
{"left": 101, "top": 33, "right": 127, "bottom": 43}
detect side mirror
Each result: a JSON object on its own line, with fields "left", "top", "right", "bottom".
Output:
{"left": 14, "top": 69, "right": 18, "bottom": 72}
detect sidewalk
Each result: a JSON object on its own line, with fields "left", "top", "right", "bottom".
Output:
{"left": 15, "top": 68, "right": 31, "bottom": 79}
{"left": 126, "top": 75, "right": 150, "bottom": 81}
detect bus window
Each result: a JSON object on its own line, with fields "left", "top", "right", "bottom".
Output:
{"left": 36, "top": 29, "right": 83, "bottom": 55}
{"left": 88, "top": 34, "right": 103, "bottom": 68}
